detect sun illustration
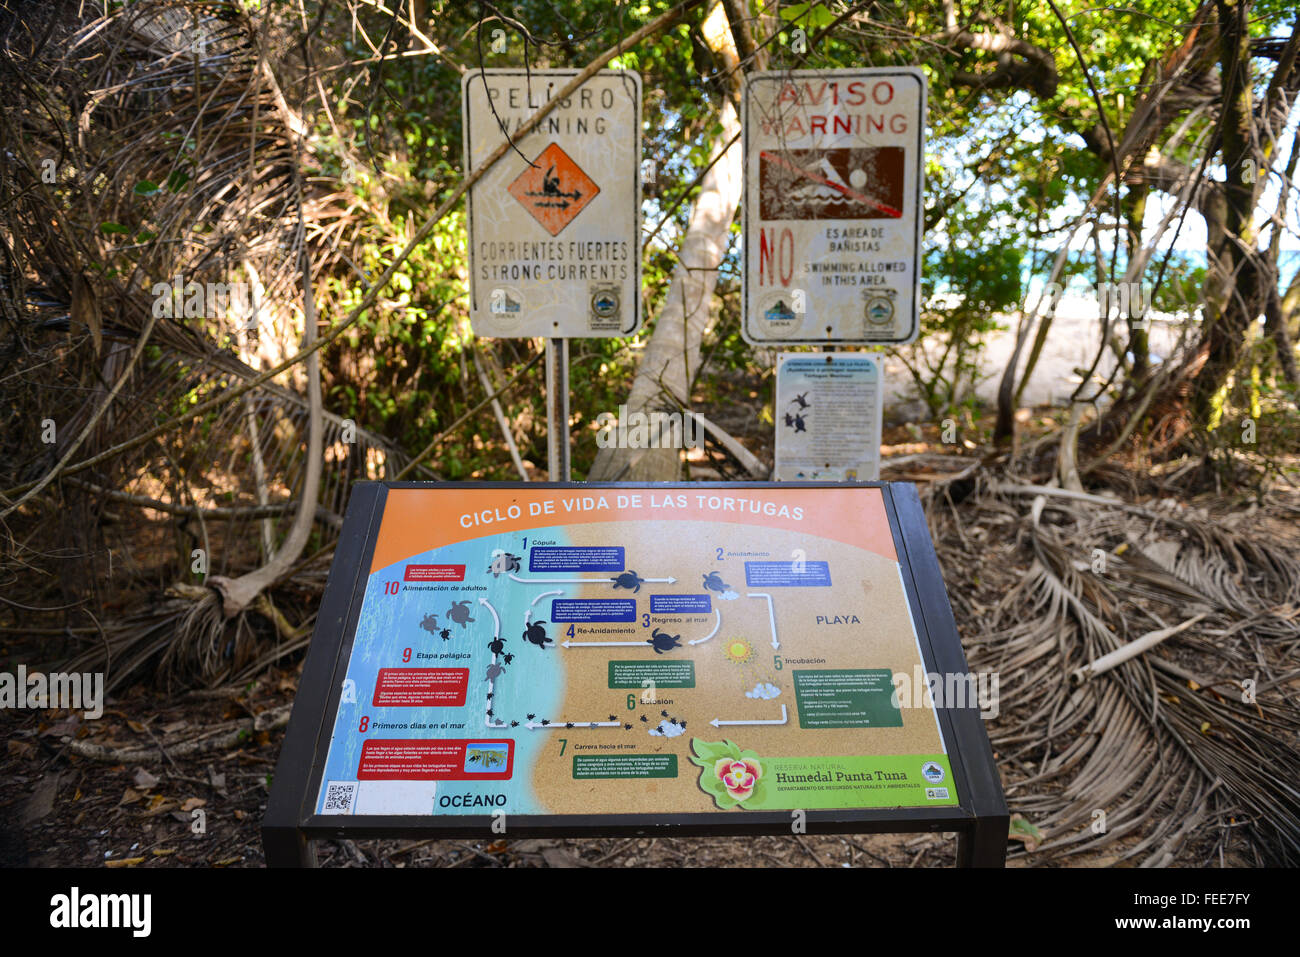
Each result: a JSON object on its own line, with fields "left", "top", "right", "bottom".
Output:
{"left": 722, "top": 637, "right": 756, "bottom": 665}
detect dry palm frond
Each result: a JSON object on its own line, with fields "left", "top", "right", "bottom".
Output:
{"left": 0, "top": 1, "right": 396, "bottom": 687}
{"left": 926, "top": 473, "right": 1300, "bottom": 866}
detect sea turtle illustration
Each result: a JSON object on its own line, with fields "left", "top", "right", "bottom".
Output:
{"left": 439, "top": 628, "right": 452, "bottom": 641}
{"left": 447, "top": 600, "right": 476, "bottom": 629}
{"left": 420, "top": 613, "right": 440, "bottom": 636}
{"left": 792, "top": 414, "right": 807, "bottom": 433}
{"left": 612, "top": 570, "right": 646, "bottom": 593}
{"left": 522, "top": 620, "right": 552, "bottom": 649}
{"left": 789, "top": 392, "right": 810, "bottom": 410}
{"left": 647, "top": 628, "right": 682, "bottom": 654}
{"left": 484, "top": 662, "right": 506, "bottom": 682}
{"left": 487, "top": 550, "right": 522, "bottom": 577}
{"left": 702, "top": 571, "right": 731, "bottom": 594}
{"left": 784, "top": 412, "right": 795, "bottom": 427}
{"left": 502, "top": 653, "right": 514, "bottom": 665}
{"left": 487, "top": 635, "right": 507, "bottom": 656}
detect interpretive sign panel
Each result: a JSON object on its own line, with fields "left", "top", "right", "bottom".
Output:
{"left": 774, "top": 352, "right": 884, "bottom": 481}
{"left": 265, "top": 483, "right": 1006, "bottom": 866}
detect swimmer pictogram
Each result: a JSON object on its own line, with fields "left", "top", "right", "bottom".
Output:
{"left": 507, "top": 142, "right": 599, "bottom": 236}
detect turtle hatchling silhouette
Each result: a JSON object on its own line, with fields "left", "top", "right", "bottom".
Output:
{"left": 447, "top": 600, "right": 476, "bottom": 629}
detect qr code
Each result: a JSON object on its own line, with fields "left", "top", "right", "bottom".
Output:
{"left": 322, "top": 781, "right": 357, "bottom": 815}
{"left": 925, "top": 787, "right": 950, "bottom": 800}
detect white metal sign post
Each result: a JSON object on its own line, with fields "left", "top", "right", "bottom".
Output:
{"left": 742, "top": 68, "right": 926, "bottom": 347}
{"left": 463, "top": 69, "right": 642, "bottom": 479}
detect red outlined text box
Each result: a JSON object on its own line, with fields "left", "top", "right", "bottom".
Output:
{"left": 357, "top": 739, "right": 513, "bottom": 780}
{"left": 403, "top": 564, "right": 466, "bottom": 582}
{"left": 372, "top": 668, "right": 469, "bottom": 707}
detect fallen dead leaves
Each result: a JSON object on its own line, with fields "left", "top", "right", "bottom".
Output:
{"left": 0, "top": 675, "right": 300, "bottom": 867}
{"left": 133, "top": 767, "right": 159, "bottom": 790}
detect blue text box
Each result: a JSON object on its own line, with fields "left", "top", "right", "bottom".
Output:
{"left": 744, "top": 560, "right": 832, "bottom": 587}
{"left": 551, "top": 599, "right": 637, "bottom": 623}
{"left": 530, "top": 546, "right": 625, "bottom": 572}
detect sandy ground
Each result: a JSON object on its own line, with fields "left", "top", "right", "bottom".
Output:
{"left": 877, "top": 297, "right": 1189, "bottom": 418}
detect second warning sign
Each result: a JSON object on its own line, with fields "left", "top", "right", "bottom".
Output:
{"left": 742, "top": 68, "right": 926, "bottom": 347}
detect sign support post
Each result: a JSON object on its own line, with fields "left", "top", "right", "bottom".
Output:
{"left": 545, "top": 337, "right": 571, "bottom": 481}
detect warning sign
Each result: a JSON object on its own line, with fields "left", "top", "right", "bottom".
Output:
{"left": 507, "top": 142, "right": 599, "bottom": 236}
{"left": 463, "top": 70, "right": 641, "bottom": 338}
{"left": 742, "top": 68, "right": 926, "bottom": 347}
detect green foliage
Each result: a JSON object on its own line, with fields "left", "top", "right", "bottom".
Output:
{"left": 299, "top": 0, "right": 1294, "bottom": 475}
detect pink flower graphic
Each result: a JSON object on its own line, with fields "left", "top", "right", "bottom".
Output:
{"left": 715, "top": 757, "right": 763, "bottom": 802}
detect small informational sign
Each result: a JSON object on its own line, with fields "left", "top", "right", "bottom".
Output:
{"left": 462, "top": 69, "right": 641, "bottom": 338}
{"left": 742, "top": 68, "right": 926, "bottom": 346}
{"left": 265, "top": 483, "right": 1007, "bottom": 866}
{"left": 774, "top": 352, "right": 884, "bottom": 482}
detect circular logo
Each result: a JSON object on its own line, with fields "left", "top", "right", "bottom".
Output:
{"left": 864, "top": 295, "right": 895, "bottom": 325}
{"left": 489, "top": 286, "right": 523, "bottom": 316}
{"left": 921, "top": 761, "right": 945, "bottom": 784}
{"left": 591, "top": 289, "right": 619, "bottom": 319}
{"left": 757, "top": 291, "right": 803, "bottom": 335}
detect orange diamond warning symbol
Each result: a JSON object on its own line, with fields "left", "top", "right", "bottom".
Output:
{"left": 507, "top": 142, "right": 599, "bottom": 237}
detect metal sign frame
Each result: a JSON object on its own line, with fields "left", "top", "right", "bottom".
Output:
{"left": 264, "top": 482, "right": 1007, "bottom": 867}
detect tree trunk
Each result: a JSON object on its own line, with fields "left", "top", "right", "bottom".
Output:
{"left": 1191, "top": 0, "right": 1263, "bottom": 422}
{"left": 586, "top": 99, "right": 742, "bottom": 480}
{"left": 586, "top": 3, "right": 747, "bottom": 481}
